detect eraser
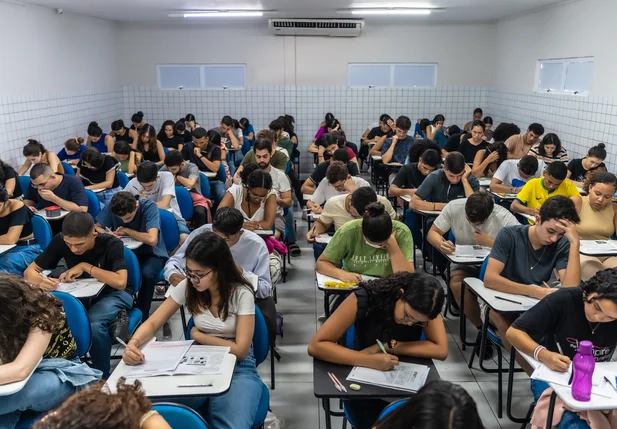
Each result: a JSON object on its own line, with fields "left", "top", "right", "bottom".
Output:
{"left": 349, "top": 383, "right": 361, "bottom": 391}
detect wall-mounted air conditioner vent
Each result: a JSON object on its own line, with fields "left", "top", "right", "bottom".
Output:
{"left": 268, "top": 19, "right": 364, "bottom": 37}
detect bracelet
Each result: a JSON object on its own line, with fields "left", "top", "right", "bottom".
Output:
{"left": 433, "top": 203, "right": 436, "bottom": 211}
{"left": 89, "top": 264, "right": 94, "bottom": 276}
{"left": 139, "top": 410, "right": 160, "bottom": 428}
{"left": 533, "top": 345, "right": 546, "bottom": 361}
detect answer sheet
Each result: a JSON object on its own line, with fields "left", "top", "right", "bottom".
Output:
{"left": 454, "top": 245, "right": 491, "bottom": 259}
{"left": 174, "top": 346, "right": 230, "bottom": 375}
{"left": 124, "top": 340, "right": 193, "bottom": 378}
{"left": 56, "top": 282, "right": 89, "bottom": 293}
{"left": 347, "top": 362, "right": 430, "bottom": 393}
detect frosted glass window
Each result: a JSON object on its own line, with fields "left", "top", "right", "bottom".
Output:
{"left": 157, "top": 66, "right": 201, "bottom": 90}
{"left": 564, "top": 60, "right": 593, "bottom": 94}
{"left": 349, "top": 64, "right": 391, "bottom": 88}
{"left": 204, "top": 65, "right": 246, "bottom": 89}
{"left": 538, "top": 62, "right": 564, "bottom": 92}
{"left": 393, "top": 64, "right": 436, "bottom": 88}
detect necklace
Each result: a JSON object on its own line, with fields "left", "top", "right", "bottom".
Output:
{"left": 530, "top": 246, "right": 548, "bottom": 270}
{"left": 588, "top": 321, "right": 600, "bottom": 335}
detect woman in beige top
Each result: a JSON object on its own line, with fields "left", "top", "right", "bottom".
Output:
{"left": 572, "top": 171, "right": 617, "bottom": 280}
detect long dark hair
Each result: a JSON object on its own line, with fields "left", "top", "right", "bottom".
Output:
{"left": 480, "top": 142, "right": 508, "bottom": 176}
{"left": 23, "top": 139, "right": 47, "bottom": 156}
{"left": 136, "top": 124, "right": 158, "bottom": 156}
{"left": 0, "top": 159, "right": 16, "bottom": 183}
{"left": 0, "top": 274, "right": 65, "bottom": 363}
{"left": 184, "top": 232, "right": 253, "bottom": 320}
{"left": 538, "top": 133, "right": 562, "bottom": 157}
{"left": 408, "top": 139, "right": 441, "bottom": 164}
{"left": 157, "top": 120, "right": 176, "bottom": 141}
{"left": 81, "top": 147, "right": 106, "bottom": 170}
{"left": 374, "top": 380, "right": 486, "bottom": 429}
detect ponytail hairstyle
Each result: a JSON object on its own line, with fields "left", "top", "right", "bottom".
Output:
{"left": 361, "top": 202, "right": 392, "bottom": 244}
{"left": 588, "top": 143, "right": 607, "bottom": 161}
{"left": 131, "top": 111, "right": 144, "bottom": 125}
{"left": 239, "top": 163, "right": 261, "bottom": 185}
{"left": 111, "top": 120, "right": 126, "bottom": 132}
{"left": 23, "top": 139, "right": 47, "bottom": 157}
{"left": 246, "top": 169, "right": 273, "bottom": 192}
{"left": 64, "top": 137, "right": 84, "bottom": 152}
{"left": 87, "top": 121, "right": 103, "bottom": 138}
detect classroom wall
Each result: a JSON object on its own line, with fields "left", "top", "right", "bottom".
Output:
{"left": 0, "top": 2, "right": 122, "bottom": 168}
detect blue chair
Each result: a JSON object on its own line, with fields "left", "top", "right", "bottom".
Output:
{"left": 242, "top": 136, "right": 251, "bottom": 155}
{"left": 117, "top": 171, "right": 130, "bottom": 188}
{"left": 50, "top": 291, "right": 92, "bottom": 357}
{"left": 376, "top": 399, "right": 407, "bottom": 422}
{"left": 199, "top": 173, "right": 211, "bottom": 199}
{"left": 175, "top": 186, "right": 194, "bottom": 223}
{"left": 31, "top": 215, "right": 52, "bottom": 250}
{"left": 85, "top": 189, "right": 100, "bottom": 218}
{"left": 61, "top": 162, "right": 75, "bottom": 176}
{"left": 217, "top": 163, "right": 226, "bottom": 182}
{"left": 124, "top": 247, "right": 143, "bottom": 335}
{"left": 185, "top": 306, "right": 270, "bottom": 428}
{"left": 152, "top": 403, "right": 209, "bottom": 429}
{"left": 159, "top": 209, "right": 180, "bottom": 253}
{"left": 18, "top": 176, "right": 30, "bottom": 195}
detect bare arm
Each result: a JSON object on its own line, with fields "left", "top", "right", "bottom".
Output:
{"left": 120, "top": 227, "right": 159, "bottom": 247}
{"left": 484, "top": 258, "right": 554, "bottom": 299}
{"left": 490, "top": 177, "right": 521, "bottom": 194}
{"left": 199, "top": 155, "right": 220, "bottom": 174}
{"left": 386, "top": 234, "right": 414, "bottom": 273}
{"left": 301, "top": 177, "right": 316, "bottom": 195}
{"left": 17, "top": 159, "right": 32, "bottom": 176}
{"left": 0, "top": 224, "right": 25, "bottom": 245}
{"left": 4, "top": 178, "right": 15, "bottom": 197}
{"left": 427, "top": 224, "right": 455, "bottom": 255}
{"left": 277, "top": 190, "right": 292, "bottom": 209}
{"left": 174, "top": 174, "right": 197, "bottom": 190}
{"left": 381, "top": 138, "right": 397, "bottom": 164}
{"left": 105, "top": 135, "right": 115, "bottom": 153}
{"left": 410, "top": 194, "right": 446, "bottom": 212}
{"left": 388, "top": 183, "right": 415, "bottom": 198}
{"left": 315, "top": 253, "right": 362, "bottom": 284}
{"left": 369, "top": 135, "right": 388, "bottom": 156}
{"left": 191, "top": 314, "right": 253, "bottom": 361}
{"left": 306, "top": 219, "right": 331, "bottom": 243}
{"left": 254, "top": 195, "right": 276, "bottom": 231}
{"left": 157, "top": 195, "right": 172, "bottom": 210}
{"left": 0, "top": 328, "right": 50, "bottom": 385}
{"left": 506, "top": 327, "right": 571, "bottom": 373}
{"left": 510, "top": 199, "right": 538, "bottom": 217}
{"left": 385, "top": 315, "right": 448, "bottom": 361}
{"left": 128, "top": 152, "right": 140, "bottom": 175}
{"left": 154, "top": 141, "right": 166, "bottom": 166}
{"left": 47, "top": 153, "right": 61, "bottom": 173}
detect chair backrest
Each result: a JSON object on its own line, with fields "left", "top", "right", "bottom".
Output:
{"left": 123, "top": 247, "right": 142, "bottom": 295}
{"left": 18, "top": 176, "right": 31, "bottom": 196}
{"left": 116, "top": 171, "right": 129, "bottom": 188}
{"left": 50, "top": 291, "right": 92, "bottom": 357}
{"left": 175, "top": 186, "right": 194, "bottom": 222}
{"left": 61, "top": 162, "right": 75, "bottom": 176}
{"left": 242, "top": 136, "right": 251, "bottom": 155}
{"left": 159, "top": 208, "right": 180, "bottom": 252}
{"left": 285, "top": 161, "right": 291, "bottom": 175}
{"left": 217, "top": 162, "right": 226, "bottom": 182}
{"left": 479, "top": 257, "right": 489, "bottom": 281}
{"left": 199, "top": 173, "right": 211, "bottom": 199}
{"left": 185, "top": 305, "right": 269, "bottom": 367}
{"left": 85, "top": 190, "right": 100, "bottom": 218}
{"left": 448, "top": 230, "right": 456, "bottom": 245}
{"left": 152, "top": 403, "right": 209, "bottom": 429}
{"left": 376, "top": 399, "right": 407, "bottom": 422}
{"left": 31, "top": 215, "right": 52, "bottom": 250}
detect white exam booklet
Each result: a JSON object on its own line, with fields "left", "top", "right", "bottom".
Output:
{"left": 124, "top": 340, "right": 194, "bottom": 378}
{"left": 346, "top": 362, "right": 430, "bottom": 393}
{"left": 454, "top": 245, "right": 491, "bottom": 259}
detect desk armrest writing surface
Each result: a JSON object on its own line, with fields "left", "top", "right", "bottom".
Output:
{"left": 463, "top": 278, "right": 539, "bottom": 313}
{"left": 371, "top": 155, "right": 382, "bottom": 161}
{"left": 315, "top": 272, "right": 377, "bottom": 292}
{"left": 313, "top": 357, "right": 439, "bottom": 399}
{"left": 107, "top": 353, "right": 237, "bottom": 398}
{"left": 66, "top": 278, "right": 106, "bottom": 299}
{"left": 579, "top": 240, "right": 617, "bottom": 257}
{"left": 0, "top": 358, "right": 42, "bottom": 396}
{"left": 0, "top": 244, "right": 16, "bottom": 255}
{"left": 315, "top": 235, "right": 332, "bottom": 244}
{"left": 478, "top": 178, "right": 491, "bottom": 187}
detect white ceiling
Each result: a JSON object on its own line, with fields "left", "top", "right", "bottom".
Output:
{"left": 19, "top": 0, "right": 569, "bottom": 22}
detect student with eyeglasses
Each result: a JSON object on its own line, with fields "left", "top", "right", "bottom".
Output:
{"left": 308, "top": 272, "right": 448, "bottom": 429}
{"left": 219, "top": 163, "right": 278, "bottom": 235}
{"left": 123, "top": 232, "right": 264, "bottom": 429}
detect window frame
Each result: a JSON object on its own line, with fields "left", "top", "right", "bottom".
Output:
{"left": 535, "top": 57, "right": 594, "bottom": 96}
{"left": 348, "top": 62, "right": 437, "bottom": 89}
{"left": 156, "top": 64, "right": 247, "bottom": 91}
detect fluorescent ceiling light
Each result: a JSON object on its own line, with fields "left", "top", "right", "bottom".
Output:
{"left": 349, "top": 9, "right": 432, "bottom": 15}
{"left": 183, "top": 11, "right": 263, "bottom": 18}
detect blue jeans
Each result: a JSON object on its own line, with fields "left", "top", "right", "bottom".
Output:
{"left": 530, "top": 380, "right": 590, "bottom": 429}
{"left": 0, "top": 244, "right": 42, "bottom": 275}
{"left": 88, "top": 290, "right": 133, "bottom": 378}
{"left": 284, "top": 209, "right": 297, "bottom": 243}
{"left": 96, "top": 187, "right": 122, "bottom": 208}
{"left": 313, "top": 242, "right": 327, "bottom": 260}
{"left": 210, "top": 181, "right": 226, "bottom": 208}
{"left": 135, "top": 254, "right": 166, "bottom": 323}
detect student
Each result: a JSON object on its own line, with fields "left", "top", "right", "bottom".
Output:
{"left": 361, "top": 115, "right": 393, "bottom": 146}
{"left": 528, "top": 133, "right": 568, "bottom": 165}
{"left": 483, "top": 116, "right": 494, "bottom": 141}
{"left": 269, "top": 118, "right": 293, "bottom": 157}
{"left": 184, "top": 113, "right": 200, "bottom": 133}
{"left": 77, "top": 147, "right": 121, "bottom": 205}
{"left": 492, "top": 122, "right": 521, "bottom": 144}
{"left": 506, "top": 268, "right": 617, "bottom": 428}
{"left": 219, "top": 165, "right": 276, "bottom": 233}
{"left": 175, "top": 120, "right": 192, "bottom": 145}
{"left": 307, "top": 161, "right": 370, "bottom": 214}
{"left": 306, "top": 187, "right": 396, "bottom": 242}
{"left": 426, "top": 114, "right": 445, "bottom": 141}
{"left": 87, "top": 122, "right": 114, "bottom": 154}
{"left": 389, "top": 148, "right": 441, "bottom": 199}
{"left": 307, "top": 272, "right": 447, "bottom": 428}
{"left": 567, "top": 143, "right": 607, "bottom": 187}
{"left": 0, "top": 274, "right": 102, "bottom": 428}
{"left": 316, "top": 202, "right": 414, "bottom": 282}
{"left": 415, "top": 118, "right": 430, "bottom": 139}
{"left": 442, "top": 131, "right": 466, "bottom": 156}
{"left": 458, "top": 120, "right": 488, "bottom": 164}
{"left": 504, "top": 123, "right": 544, "bottom": 159}
{"left": 181, "top": 128, "right": 224, "bottom": 206}
{"left": 130, "top": 111, "right": 146, "bottom": 134}
{"left": 489, "top": 155, "right": 544, "bottom": 195}
{"left": 214, "top": 115, "right": 241, "bottom": 155}
{"left": 511, "top": 161, "right": 580, "bottom": 220}
{"left": 471, "top": 142, "right": 508, "bottom": 179}
{"left": 57, "top": 137, "right": 86, "bottom": 165}
{"left": 157, "top": 119, "right": 183, "bottom": 151}
{"left": 240, "top": 129, "right": 289, "bottom": 173}
{"left": 31, "top": 379, "right": 172, "bottom": 429}
{"left": 110, "top": 119, "right": 135, "bottom": 144}
{"left": 484, "top": 196, "right": 581, "bottom": 369}
{"left": 573, "top": 172, "right": 617, "bottom": 280}
{"left": 239, "top": 117, "right": 255, "bottom": 145}
{"left": 123, "top": 232, "right": 263, "bottom": 429}
{"left": 301, "top": 148, "right": 359, "bottom": 195}
{"left": 314, "top": 112, "right": 335, "bottom": 142}
{"left": 95, "top": 192, "right": 167, "bottom": 322}
{"left": 379, "top": 115, "right": 414, "bottom": 165}
{"left": 0, "top": 159, "right": 21, "bottom": 199}
{"left": 135, "top": 124, "right": 166, "bottom": 167}
{"left": 24, "top": 212, "right": 130, "bottom": 379}
{"left": 310, "top": 133, "right": 344, "bottom": 164}
{"left": 374, "top": 381, "right": 486, "bottom": 429}
{"left": 123, "top": 162, "right": 190, "bottom": 243}
{"left": 427, "top": 192, "right": 518, "bottom": 328}
{"left": 463, "top": 108, "right": 483, "bottom": 133}
{"left": 24, "top": 164, "right": 88, "bottom": 214}
{"left": 18, "top": 139, "right": 63, "bottom": 176}
{"left": 111, "top": 141, "right": 138, "bottom": 174}
{"left": 410, "top": 152, "right": 480, "bottom": 212}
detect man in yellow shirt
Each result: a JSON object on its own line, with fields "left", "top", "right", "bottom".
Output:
{"left": 511, "top": 161, "right": 580, "bottom": 222}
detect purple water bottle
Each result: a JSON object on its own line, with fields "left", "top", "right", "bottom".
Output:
{"left": 571, "top": 340, "right": 595, "bottom": 402}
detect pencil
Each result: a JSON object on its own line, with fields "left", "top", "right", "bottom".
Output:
{"left": 331, "top": 373, "right": 347, "bottom": 393}
{"left": 495, "top": 296, "right": 523, "bottom": 305}
{"left": 327, "top": 372, "right": 342, "bottom": 392}
{"left": 542, "top": 281, "right": 551, "bottom": 288}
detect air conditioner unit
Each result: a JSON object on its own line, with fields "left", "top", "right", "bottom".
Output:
{"left": 268, "top": 19, "right": 364, "bottom": 37}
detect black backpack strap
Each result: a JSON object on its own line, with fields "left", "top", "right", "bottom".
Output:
{"left": 355, "top": 287, "right": 370, "bottom": 320}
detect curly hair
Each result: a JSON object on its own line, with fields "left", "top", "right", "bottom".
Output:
{"left": 583, "top": 170, "right": 617, "bottom": 194}
{"left": 0, "top": 274, "right": 65, "bottom": 363}
{"left": 582, "top": 268, "right": 617, "bottom": 305}
{"left": 31, "top": 379, "right": 153, "bottom": 429}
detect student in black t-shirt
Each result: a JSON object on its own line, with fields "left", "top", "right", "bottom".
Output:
{"left": 507, "top": 268, "right": 617, "bottom": 428}
{"left": 157, "top": 120, "right": 184, "bottom": 151}
{"left": 567, "top": 143, "right": 607, "bottom": 187}
{"left": 0, "top": 184, "right": 41, "bottom": 274}
{"left": 24, "top": 212, "right": 130, "bottom": 379}
{"left": 181, "top": 128, "right": 225, "bottom": 205}
{"left": 25, "top": 164, "right": 88, "bottom": 213}
{"left": 0, "top": 159, "right": 21, "bottom": 198}
{"left": 135, "top": 124, "right": 166, "bottom": 167}
{"left": 301, "top": 149, "right": 359, "bottom": 196}
{"left": 457, "top": 120, "right": 488, "bottom": 164}
{"left": 175, "top": 120, "right": 192, "bottom": 144}
{"left": 77, "top": 147, "right": 121, "bottom": 206}
{"left": 308, "top": 272, "right": 448, "bottom": 429}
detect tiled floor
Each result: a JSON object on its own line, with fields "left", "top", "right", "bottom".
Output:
{"left": 142, "top": 211, "right": 535, "bottom": 429}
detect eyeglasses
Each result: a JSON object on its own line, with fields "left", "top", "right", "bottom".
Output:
{"left": 401, "top": 309, "right": 426, "bottom": 327}
{"left": 247, "top": 189, "right": 267, "bottom": 202}
{"left": 32, "top": 175, "right": 52, "bottom": 189}
{"left": 174, "top": 264, "right": 212, "bottom": 284}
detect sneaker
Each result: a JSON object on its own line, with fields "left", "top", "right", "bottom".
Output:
{"left": 162, "top": 321, "right": 172, "bottom": 340}
{"left": 155, "top": 284, "right": 166, "bottom": 295}
{"left": 288, "top": 243, "right": 301, "bottom": 257}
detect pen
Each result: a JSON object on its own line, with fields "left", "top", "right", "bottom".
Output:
{"left": 327, "top": 372, "right": 342, "bottom": 393}
{"left": 178, "top": 383, "right": 213, "bottom": 388}
{"left": 376, "top": 339, "right": 388, "bottom": 354}
{"left": 542, "top": 281, "right": 551, "bottom": 288}
{"left": 331, "top": 373, "right": 347, "bottom": 393}
{"left": 495, "top": 296, "right": 523, "bottom": 305}
{"left": 554, "top": 335, "right": 564, "bottom": 355}
{"left": 104, "top": 226, "right": 112, "bottom": 233}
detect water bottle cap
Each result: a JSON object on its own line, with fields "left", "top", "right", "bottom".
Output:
{"left": 579, "top": 340, "right": 593, "bottom": 354}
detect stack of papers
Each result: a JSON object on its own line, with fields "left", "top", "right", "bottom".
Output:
{"left": 346, "top": 362, "right": 430, "bottom": 393}
{"left": 532, "top": 364, "right": 617, "bottom": 399}
{"left": 580, "top": 240, "right": 617, "bottom": 253}
{"left": 455, "top": 245, "right": 491, "bottom": 259}
{"left": 56, "top": 282, "right": 89, "bottom": 293}
{"left": 174, "top": 346, "right": 230, "bottom": 375}
{"left": 124, "top": 340, "right": 193, "bottom": 378}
